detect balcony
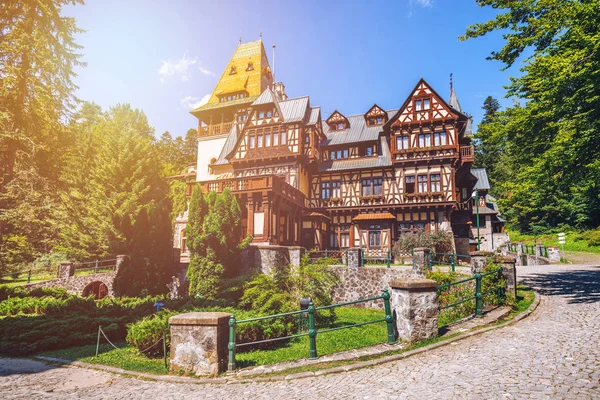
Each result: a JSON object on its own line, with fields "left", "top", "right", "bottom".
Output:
{"left": 193, "top": 174, "right": 307, "bottom": 207}
{"left": 460, "top": 145, "right": 474, "bottom": 163}
{"left": 199, "top": 122, "right": 234, "bottom": 137}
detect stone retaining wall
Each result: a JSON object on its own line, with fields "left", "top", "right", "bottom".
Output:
{"left": 240, "top": 245, "right": 303, "bottom": 275}
{"left": 25, "top": 272, "right": 117, "bottom": 297}
{"left": 330, "top": 266, "right": 412, "bottom": 309}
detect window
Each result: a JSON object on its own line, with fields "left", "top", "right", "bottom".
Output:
{"left": 330, "top": 233, "right": 339, "bottom": 248}
{"left": 321, "top": 182, "right": 331, "bottom": 199}
{"left": 240, "top": 93, "right": 245, "bottom": 99}
{"left": 405, "top": 176, "right": 415, "bottom": 193}
{"left": 273, "top": 132, "right": 279, "bottom": 146}
{"left": 434, "top": 131, "right": 447, "bottom": 146}
{"left": 414, "top": 222, "right": 426, "bottom": 230}
{"left": 423, "top": 98, "right": 430, "bottom": 110}
{"left": 246, "top": 61, "right": 254, "bottom": 71}
{"left": 330, "top": 151, "right": 336, "bottom": 160}
{"left": 265, "top": 133, "right": 271, "bottom": 147}
{"left": 366, "top": 146, "right": 374, "bottom": 156}
{"left": 267, "top": 111, "right": 273, "bottom": 118}
{"left": 340, "top": 233, "right": 350, "bottom": 248}
{"left": 337, "top": 122, "right": 344, "bottom": 130}
{"left": 462, "top": 188, "right": 468, "bottom": 201}
{"left": 430, "top": 174, "right": 441, "bottom": 192}
{"left": 343, "top": 149, "right": 349, "bottom": 158}
{"left": 257, "top": 135, "right": 263, "bottom": 147}
{"left": 415, "top": 100, "right": 422, "bottom": 111}
{"left": 332, "top": 181, "right": 341, "bottom": 198}
{"left": 418, "top": 133, "right": 431, "bottom": 147}
{"left": 362, "top": 179, "right": 372, "bottom": 196}
{"left": 418, "top": 175, "right": 428, "bottom": 193}
{"left": 249, "top": 136, "right": 255, "bottom": 149}
{"left": 373, "top": 178, "right": 383, "bottom": 196}
{"left": 396, "top": 136, "right": 409, "bottom": 150}
{"left": 181, "top": 229, "right": 187, "bottom": 253}
{"left": 337, "top": 150, "right": 342, "bottom": 159}
{"left": 228, "top": 96, "right": 232, "bottom": 101}
{"left": 281, "top": 131, "right": 287, "bottom": 145}
{"left": 369, "top": 231, "right": 381, "bottom": 247}
{"left": 376, "top": 117, "right": 383, "bottom": 124}
{"left": 305, "top": 134, "right": 310, "bottom": 144}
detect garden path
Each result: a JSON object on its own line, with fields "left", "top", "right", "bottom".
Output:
{"left": 1, "top": 263, "right": 599, "bottom": 399}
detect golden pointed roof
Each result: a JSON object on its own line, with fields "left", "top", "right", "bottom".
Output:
{"left": 191, "top": 39, "right": 273, "bottom": 115}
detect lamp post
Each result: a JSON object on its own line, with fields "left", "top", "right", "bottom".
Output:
{"left": 475, "top": 188, "right": 480, "bottom": 251}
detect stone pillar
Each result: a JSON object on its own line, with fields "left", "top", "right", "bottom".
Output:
{"left": 501, "top": 256, "right": 517, "bottom": 300}
{"left": 548, "top": 247, "right": 560, "bottom": 263}
{"left": 115, "top": 255, "right": 127, "bottom": 273}
{"left": 470, "top": 251, "right": 493, "bottom": 274}
{"left": 390, "top": 278, "right": 438, "bottom": 343}
{"left": 347, "top": 248, "right": 361, "bottom": 268}
{"left": 288, "top": 246, "right": 303, "bottom": 267}
{"left": 58, "top": 262, "right": 74, "bottom": 279}
{"left": 534, "top": 244, "right": 544, "bottom": 257}
{"left": 412, "top": 247, "right": 431, "bottom": 274}
{"left": 169, "top": 312, "right": 231, "bottom": 376}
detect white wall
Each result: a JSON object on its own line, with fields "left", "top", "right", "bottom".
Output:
{"left": 196, "top": 134, "right": 229, "bottom": 181}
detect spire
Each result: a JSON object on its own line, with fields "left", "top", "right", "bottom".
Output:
{"left": 448, "top": 73, "right": 462, "bottom": 112}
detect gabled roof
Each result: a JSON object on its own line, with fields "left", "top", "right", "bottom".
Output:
{"left": 307, "top": 106, "right": 321, "bottom": 126}
{"left": 212, "top": 124, "right": 238, "bottom": 166}
{"left": 279, "top": 96, "right": 310, "bottom": 122}
{"left": 320, "top": 136, "right": 391, "bottom": 172}
{"left": 364, "top": 104, "right": 387, "bottom": 119}
{"left": 325, "top": 110, "right": 350, "bottom": 127}
{"left": 322, "top": 109, "right": 397, "bottom": 147}
{"left": 252, "top": 88, "right": 278, "bottom": 106}
{"left": 472, "top": 168, "right": 490, "bottom": 190}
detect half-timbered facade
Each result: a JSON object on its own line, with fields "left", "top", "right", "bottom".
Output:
{"left": 174, "top": 39, "right": 479, "bottom": 262}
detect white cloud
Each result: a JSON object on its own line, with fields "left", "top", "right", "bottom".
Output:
{"left": 198, "top": 64, "right": 215, "bottom": 77}
{"left": 159, "top": 53, "right": 202, "bottom": 83}
{"left": 180, "top": 94, "right": 210, "bottom": 110}
{"left": 411, "top": 0, "right": 432, "bottom": 7}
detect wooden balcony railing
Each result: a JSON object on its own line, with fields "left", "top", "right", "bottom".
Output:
{"left": 199, "top": 122, "right": 234, "bottom": 137}
{"left": 193, "top": 174, "right": 307, "bottom": 207}
{"left": 460, "top": 145, "right": 474, "bottom": 162}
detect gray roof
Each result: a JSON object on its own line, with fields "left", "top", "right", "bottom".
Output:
{"left": 472, "top": 168, "right": 490, "bottom": 190}
{"left": 252, "top": 89, "right": 278, "bottom": 106}
{"left": 320, "top": 136, "right": 391, "bottom": 172}
{"left": 279, "top": 96, "right": 309, "bottom": 122}
{"left": 449, "top": 87, "right": 462, "bottom": 112}
{"left": 465, "top": 117, "right": 473, "bottom": 137}
{"left": 321, "top": 109, "right": 397, "bottom": 147}
{"left": 212, "top": 124, "right": 238, "bottom": 166}
{"left": 307, "top": 106, "right": 320, "bottom": 125}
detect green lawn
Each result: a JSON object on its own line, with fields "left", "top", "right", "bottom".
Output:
{"left": 235, "top": 307, "right": 388, "bottom": 368}
{"left": 39, "top": 342, "right": 168, "bottom": 375}
{"left": 507, "top": 229, "right": 600, "bottom": 254}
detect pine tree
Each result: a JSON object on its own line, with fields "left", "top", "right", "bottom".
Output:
{"left": 0, "top": 0, "right": 84, "bottom": 271}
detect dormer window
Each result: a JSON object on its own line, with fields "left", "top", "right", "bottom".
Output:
{"left": 246, "top": 61, "right": 254, "bottom": 71}
{"left": 229, "top": 64, "right": 237, "bottom": 75}
{"left": 326, "top": 110, "right": 350, "bottom": 132}
{"left": 267, "top": 111, "right": 273, "bottom": 118}
{"left": 337, "top": 122, "right": 344, "bottom": 130}
{"left": 377, "top": 117, "right": 383, "bottom": 124}
{"left": 259, "top": 111, "right": 265, "bottom": 119}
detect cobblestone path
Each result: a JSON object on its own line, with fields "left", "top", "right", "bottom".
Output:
{"left": 2, "top": 264, "right": 599, "bottom": 399}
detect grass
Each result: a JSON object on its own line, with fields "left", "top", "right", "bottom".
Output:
{"left": 38, "top": 342, "right": 168, "bottom": 375}
{"left": 235, "top": 307, "right": 387, "bottom": 368}
{"left": 506, "top": 229, "right": 600, "bottom": 254}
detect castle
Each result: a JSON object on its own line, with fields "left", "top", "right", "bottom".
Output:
{"left": 173, "top": 39, "right": 505, "bottom": 265}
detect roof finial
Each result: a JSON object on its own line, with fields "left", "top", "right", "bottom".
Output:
{"left": 239, "top": 37, "right": 242, "bottom": 45}
{"left": 450, "top": 72, "right": 453, "bottom": 92}
{"left": 260, "top": 31, "right": 262, "bottom": 40}
{"left": 272, "top": 44, "right": 276, "bottom": 81}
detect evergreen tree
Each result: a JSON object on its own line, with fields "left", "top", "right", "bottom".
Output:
{"left": 0, "top": 0, "right": 84, "bottom": 271}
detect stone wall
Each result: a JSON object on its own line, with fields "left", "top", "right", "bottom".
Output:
{"left": 330, "top": 266, "right": 412, "bottom": 309}
{"left": 240, "top": 245, "right": 304, "bottom": 275}
{"left": 25, "top": 272, "right": 117, "bottom": 297}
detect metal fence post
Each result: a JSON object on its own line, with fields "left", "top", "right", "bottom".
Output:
{"left": 345, "top": 249, "right": 348, "bottom": 266}
{"left": 27, "top": 270, "right": 31, "bottom": 283}
{"left": 429, "top": 251, "right": 433, "bottom": 270}
{"left": 163, "top": 332, "right": 167, "bottom": 369}
{"left": 450, "top": 253, "right": 455, "bottom": 272}
{"left": 382, "top": 289, "right": 396, "bottom": 344}
{"left": 387, "top": 250, "right": 391, "bottom": 268}
{"left": 475, "top": 273, "right": 482, "bottom": 317}
{"left": 308, "top": 302, "right": 317, "bottom": 359}
{"left": 325, "top": 249, "right": 328, "bottom": 258}
{"left": 95, "top": 259, "right": 98, "bottom": 273}
{"left": 95, "top": 326, "right": 101, "bottom": 357}
{"left": 228, "top": 315, "right": 236, "bottom": 371}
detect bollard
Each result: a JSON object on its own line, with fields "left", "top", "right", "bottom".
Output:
{"left": 228, "top": 315, "right": 236, "bottom": 371}
{"left": 382, "top": 289, "right": 396, "bottom": 344}
{"left": 450, "top": 253, "right": 455, "bottom": 272}
{"left": 308, "top": 302, "right": 317, "bottom": 359}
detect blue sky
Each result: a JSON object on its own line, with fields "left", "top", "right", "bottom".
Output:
{"left": 65, "top": 0, "right": 516, "bottom": 138}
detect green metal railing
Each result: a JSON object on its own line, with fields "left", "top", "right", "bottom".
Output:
{"left": 428, "top": 252, "right": 471, "bottom": 272}
{"left": 436, "top": 267, "right": 504, "bottom": 320}
{"left": 507, "top": 243, "right": 547, "bottom": 257}
{"left": 227, "top": 290, "right": 395, "bottom": 371}
{"left": 361, "top": 249, "right": 392, "bottom": 268}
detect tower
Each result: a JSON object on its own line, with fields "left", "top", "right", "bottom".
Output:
{"left": 190, "top": 39, "right": 274, "bottom": 180}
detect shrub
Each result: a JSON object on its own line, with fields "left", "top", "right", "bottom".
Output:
{"left": 392, "top": 229, "right": 454, "bottom": 258}
{"left": 587, "top": 230, "right": 600, "bottom": 247}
